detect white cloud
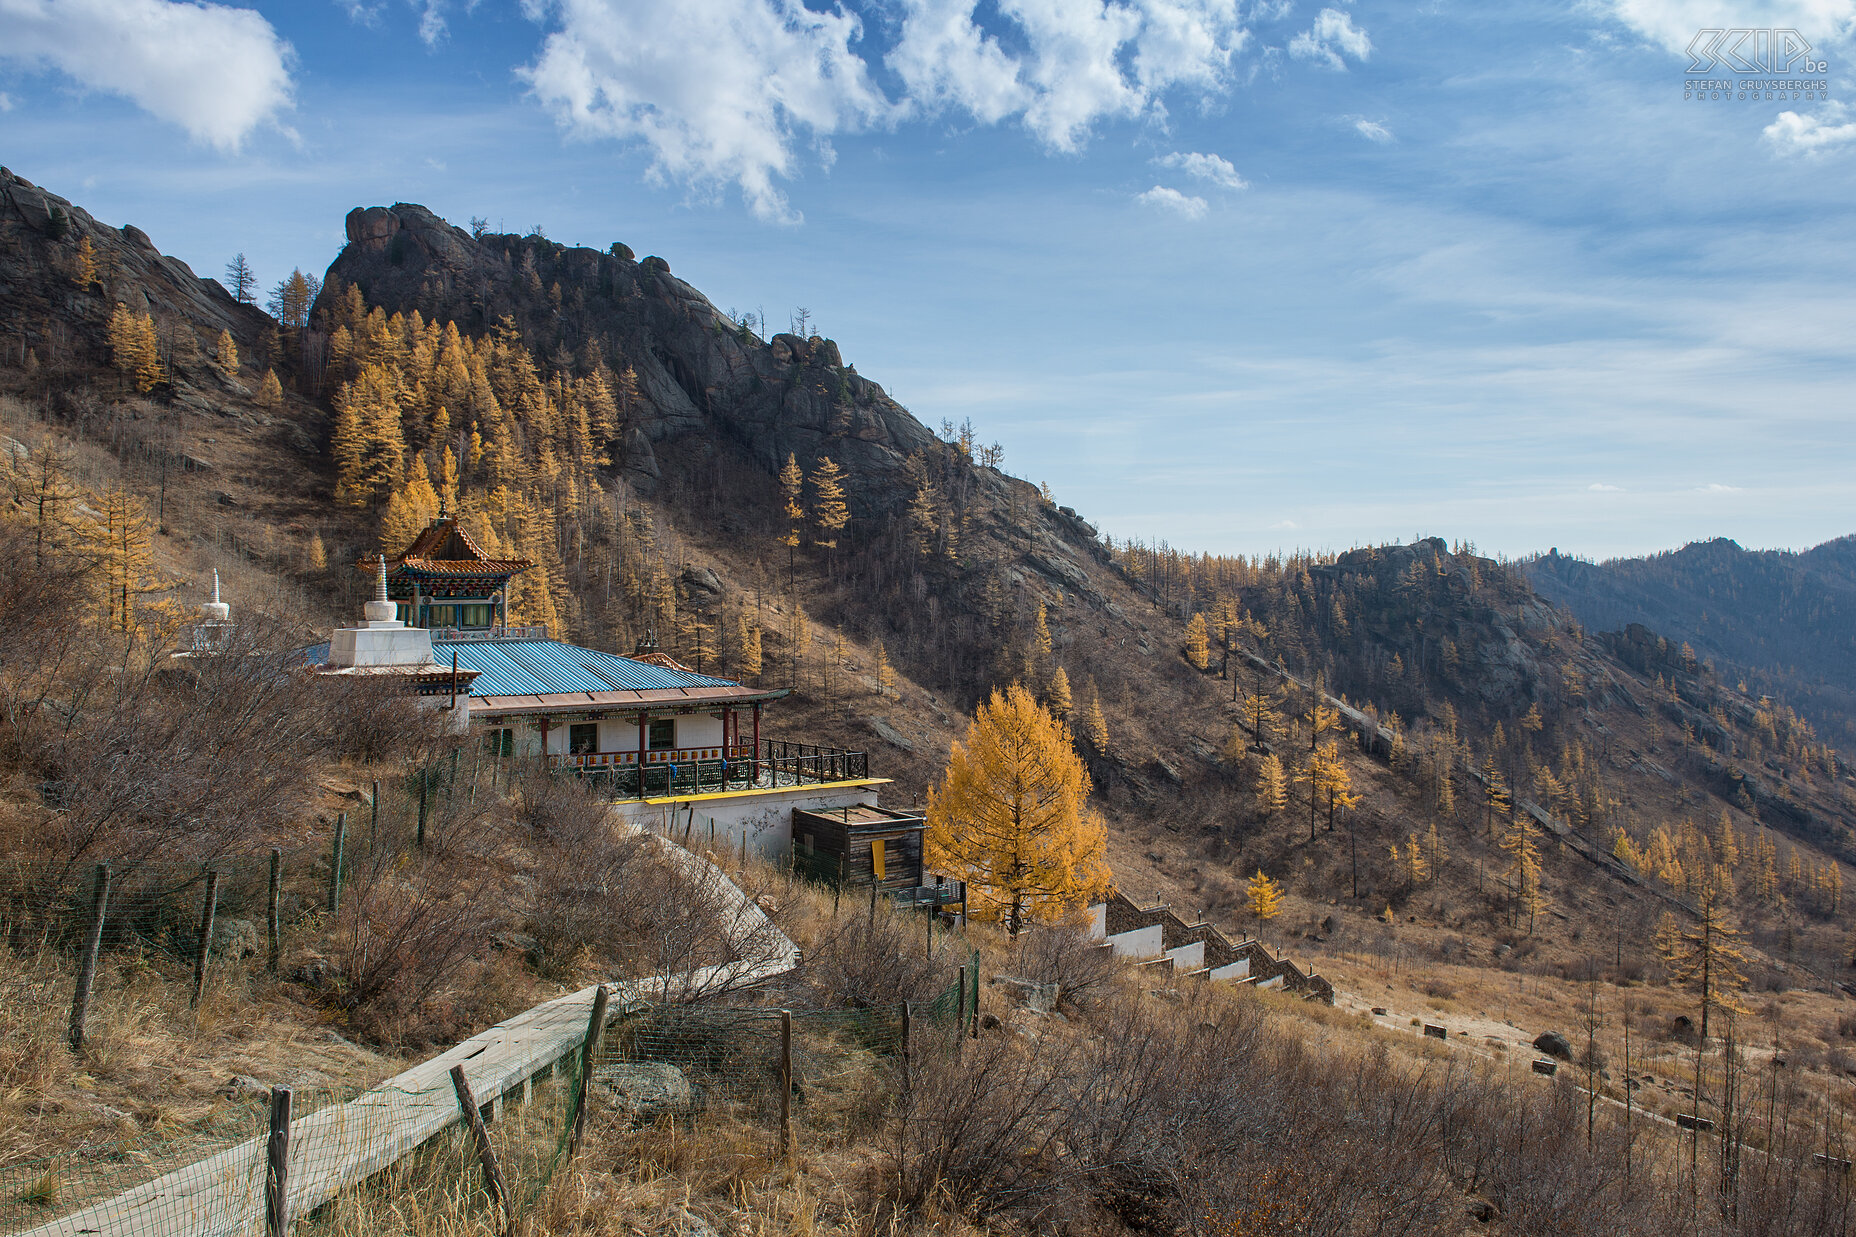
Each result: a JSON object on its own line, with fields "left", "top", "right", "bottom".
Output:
{"left": 412, "top": 0, "right": 461, "bottom": 45}
{"left": 1268, "top": 518, "right": 1299, "bottom": 530}
{"left": 1137, "top": 184, "right": 1210, "bottom": 218}
{"left": 1588, "top": 482, "right": 1625, "bottom": 491}
{"left": 1289, "top": 8, "right": 1371, "bottom": 70}
{"left": 520, "top": 0, "right": 890, "bottom": 222}
{"left": 0, "top": 0, "right": 294, "bottom": 150}
{"left": 886, "top": 0, "right": 1027, "bottom": 125}
{"left": 1156, "top": 149, "right": 1247, "bottom": 189}
{"left": 1697, "top": 482, "right": 1743, "bottom": 492}
{"left": 890, "top": 0, "right": 1248, "bottom": 152}
{"left": 1352, "top": 117, "right": 1394, "bottom": 142}
{"left": 0, "top": 92, "right": 12, "bottom": 111}
{"left": 1598, "top": 1, "right": 1856, "bottom": 55}
{"left": 1763, "top": 101, "right": 1856, "bottom": 153}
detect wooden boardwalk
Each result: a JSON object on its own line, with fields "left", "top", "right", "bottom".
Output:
{"left": 23, "top": 839, "right": 796, "bottom": 1237}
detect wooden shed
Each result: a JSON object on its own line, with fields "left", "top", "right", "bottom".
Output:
{"left": 792, "top": 804, "right": 926, "bottom": 895}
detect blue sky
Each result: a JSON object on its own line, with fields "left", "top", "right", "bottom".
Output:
{"left": 3, "top": 0, "right": 1854, "bottom": 561}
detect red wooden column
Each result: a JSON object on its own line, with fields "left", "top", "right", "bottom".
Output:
{"left": 538, "top": 716, "right": 551, "bottom": 765}
{"left": 638, "top": 712, "right": 649, "bottom": 765}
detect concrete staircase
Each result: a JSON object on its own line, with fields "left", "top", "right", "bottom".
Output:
{"left": 1086, "top": 892, "right": 1335, "bottom": 1003}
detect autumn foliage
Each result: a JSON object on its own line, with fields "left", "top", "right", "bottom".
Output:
{"left": 925, "top": 684, "right": 1110, "bottom": 934}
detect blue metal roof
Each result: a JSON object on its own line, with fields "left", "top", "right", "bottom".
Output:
{"left": 431, "top": 638, "right": 742, "bottom": 698}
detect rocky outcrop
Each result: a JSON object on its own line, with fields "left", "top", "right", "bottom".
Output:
{"left": 0, "top": 166, "right": 274, "bottom": 375}
{"left": 319, "top": 203, "right": 942, "bottom": 510}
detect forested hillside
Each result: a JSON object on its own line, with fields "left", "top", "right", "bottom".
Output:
{"left": 5, "top": 169, "right": 1856, "bottom": 1011}
{"left": 1527, "top": 539, "right": 1856, "bottom": 748}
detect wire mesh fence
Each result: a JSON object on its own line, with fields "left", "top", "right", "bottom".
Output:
{"left": 0, "top": 1058, "right": 584, "bottom": 1237}
{"left": 590, "top": 960, "right": 978, "bottom": 1151}
{"left": 0, "top": 848, "right": 331, "bottom": 967}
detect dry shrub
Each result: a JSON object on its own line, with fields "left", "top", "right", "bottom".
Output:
{"left": 790, "top": 901, "right": 944, "bottom": 1009}
{"left": 321, "top": 841, "right": 501, "bottom": 1042}
{"left": 1006, "top": 919, "right": 1115, "bottom": 1009}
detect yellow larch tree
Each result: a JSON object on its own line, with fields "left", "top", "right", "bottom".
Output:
{"left": 74, "top": 235, "right": 98, "bottom": 286}
{"left": 92, "top": 484, "right": 161, "bottom": 631}
{"left": 875, "top": 642, "right": 896, "bottom": 697}
{"left": 925, "top": 684, "right": 1111, "bottom": 935}
{"left": 1045, "top": 665, "right": 1073, "bottom": 722}
{"left": 1027, "top": 601, "right": 1053, "bottom": 684}
{"left": 809, "top": 456, "right": 848, "bottom": 566}
{"left": 779, "top": 453, "right": 805, "bottom": 576}
{"left": 1255, "top": 753, "right": 1288, "bottom": 817}
{"left": 1080, "top": 679, "right": 1110, "bottom": 754}
{"left": 332, "top": 365, "right": 404, "bottom": 507}
{"left": 1499, "top": 811, "right": 1547, "bottom": 934}
{"left": 1659, "top": 882, "right": 1748, "bottom": 1038}
{"left": 259, "top": 369, "right": 283, "bottom": 408}
{"left": 214, "top": 330, "right": 239, "bottom": 380}
{"left": 107, "top": 303, "right": 164, "bottom": 393}
{"left": 1184, "top": 612, "right": 1210, "bottom": 671}
{"left": 741, "top": 622, "right": 764, "bottom": 682}
{"left": 379, "top": 457, "right": 441, "bottom": 551}
{"left": 1247, "top": 869, "right": 1284, "bottom": 921}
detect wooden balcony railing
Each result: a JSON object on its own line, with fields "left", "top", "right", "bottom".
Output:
{"left": 544, "top": 740, "right": 869, "bottom": 800}
{"left": 428, "top": 624, "right": 550, "bottom": 642}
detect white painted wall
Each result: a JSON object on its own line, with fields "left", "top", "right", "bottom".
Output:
{"left": 1086, "top": 902, "right": 1107, "bottom": 942}
{"left": 1165, "top": 941, "right": 1204, "bottom": 972}
{"left": 1104, "top": 923, "right": 1164, "bottom": 960}
{"left": 611, "top": 783, "right": 880, "bottom": 862}
{"left": 1209, "top": 958, "right": 1250, "bottom": 981}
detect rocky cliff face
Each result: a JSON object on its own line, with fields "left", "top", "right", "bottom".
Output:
{"left": 0, "top": 166, "right": 273, "bottom": 377}
{"left": 321, "top": 204, "right": 942, "bottom": 510}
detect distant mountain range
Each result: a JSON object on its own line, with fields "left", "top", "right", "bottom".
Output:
{"left": 1524, "top": 537, "right": 1856, "bottom": 745}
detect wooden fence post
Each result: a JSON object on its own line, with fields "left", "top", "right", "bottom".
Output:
{"left": 568, "top": 985, "right": 610, "bottom": 1159}
{"left": 900, "top": 1002, "right": 912, "bottom": 1099}
{"left": 417, "top": 771, "right": 430, "bottom": 849}
{"left": 450, "top": 1064, "right": 509, "bottom": 1222}
{"left": 265, "top": 1086, "right": 292, "bottom": 1237}
{"left": 956, "top": 965, "right": 967, "bottom": 1048}
{"left": 68, "top": 862, "right": 110, "bottom": 1054}
{"left": 327, "top": 812, "right": 346, "bottom": 915}
{"left": 970, "top": 964, "right": 981, "bottom": 1039}
{"left": 779, "top": 1009, "right": 793, "bottom": 1163}
{"left": 266, "top": 848, "right": 282, "bottom": 974}
{"left": 191, "top": 868, "right": 220, "bottom": 1010}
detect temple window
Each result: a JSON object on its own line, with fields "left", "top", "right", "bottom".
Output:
{"left": 569, "top": 723, "right": 598, "bottom": 754}
{"left": 648, "top": 719, "right": 675, "bottom": 750}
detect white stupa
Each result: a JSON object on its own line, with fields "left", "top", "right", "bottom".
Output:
{"left": 178, "top": 568, "right": 236, "bottom": 653}
{"left": 327, "top": 554, "right": 436, "bottom": 668}
{"left": 201, "top": 570, "right": 231, "bottom": 622}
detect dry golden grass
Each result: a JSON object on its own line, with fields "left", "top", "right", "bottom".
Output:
{"left": 0, "top": 934, "right": 397, "bottom": 1168}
